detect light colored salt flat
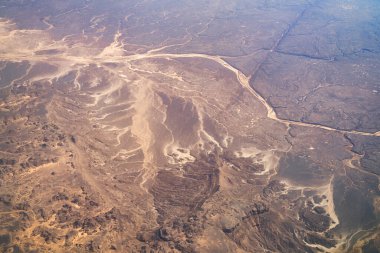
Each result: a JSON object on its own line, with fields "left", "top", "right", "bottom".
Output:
{"left": 282, "top": 177, "right": 340, "bottom": 232}
{"left": 235, "top": 146, "right": 261, "bottom": 158}
{"left": 166, "top": 144, "right": 196, "bottom": 165}
{"left": 199, "top": 130, "right": 221, "bottom": 149}
{"left": 98, "top": 29, "right": 125, "bottom": 58}
{"left": 234, "top": 147, "right": 279, "bottom": 176}
{"left": 222, "top": 136, "right": 233, "bottom": 148}
{"left": 129, "top": 79, "right": 155, "bottom": 193}
{"left": 111, "top": 146, "right": 142, "bottom": 160}
{"left": 323, "top": 177, "right": 340, "bottom": 230}
{"left": 255, "top": 150, "right": 279, "bottom": 176}
{"left": 303, "top": 240, "right": 333, "bottom": 252}
{"left": 196, "top": 112, "right": 221, "bottom": 149}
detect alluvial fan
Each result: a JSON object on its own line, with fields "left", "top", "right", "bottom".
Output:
{"left": 0, "top": 0, "right": 379, "bottom": 252}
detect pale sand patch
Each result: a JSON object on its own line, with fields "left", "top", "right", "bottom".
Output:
{"left": 98, "top": 29, "right": 125, "bottom": 58}
{"left": 282, "top": 177, "right": 340, "bottom": 232}
{"left": 235, "top": 147, "right": 279, "bottom": 176}
{"left": 324, "top": 176, "right": 340, "bottom": 230}
{"left": 166, "top": 144, "right": 196, "bottom": 165}
{"left": 129, "top": 79, "right": 155, "bottom": 192}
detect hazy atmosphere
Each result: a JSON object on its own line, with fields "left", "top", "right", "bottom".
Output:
{"left": 0, "top": 0, "right": 379, "bottom": 252}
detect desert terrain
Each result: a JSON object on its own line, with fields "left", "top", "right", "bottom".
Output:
{"left": 0, "top": 0, "right": 379, "bottom": 252}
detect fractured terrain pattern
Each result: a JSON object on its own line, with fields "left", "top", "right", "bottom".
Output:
{"left": 0, "top": 0, "right": 379, "bottom": 252}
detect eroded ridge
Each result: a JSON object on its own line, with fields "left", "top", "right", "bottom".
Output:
{"left": 1, "top": 1, "right": 379, "bottom": 253}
